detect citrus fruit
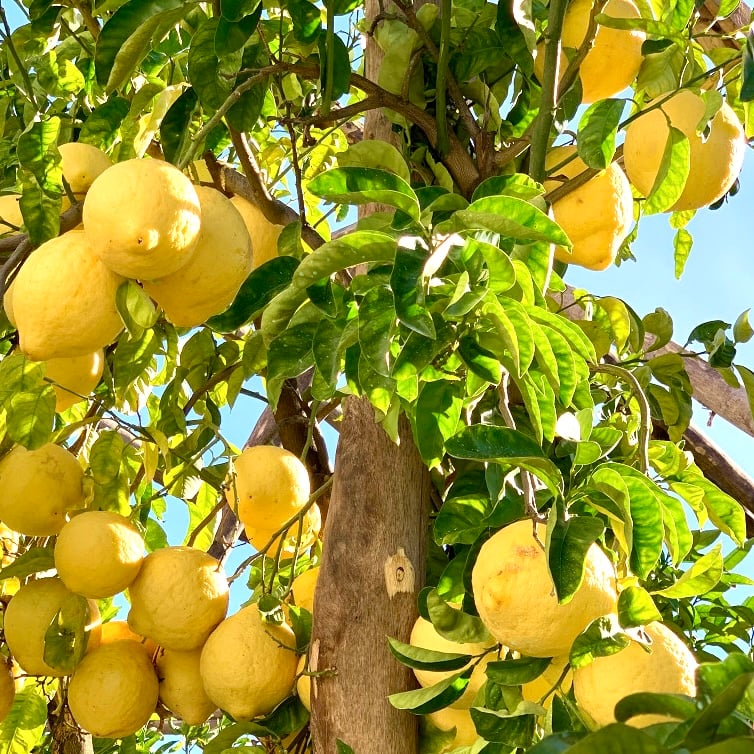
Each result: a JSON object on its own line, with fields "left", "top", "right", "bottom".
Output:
{"left": 623, "top": 89, "right": 747, "bottom": 211}
{"left": 545, "top": 146, "right": 634, "bottom": 270}
{"left": 142, "top": 186, "right": 252, "bottom": 326}
{"left": 58, "top": 142, "right": 113, "bottom": 198}
{"left": 55, "top": 511, "right": 145, "bottom": 598}
{"left": 472, "top": 520, "right": 618, "bottom": 657}
{"left": 290, "top": 565, "right": 320, "bottom": 613}
{"left": 2, "top": 279, "right": 15, "bottom": 326}
{"left": 4, "top": 577, "right": 101, "bottom": 676}
{"left": 410, "top": 616, "right": 494, "bottom": 709}
{"left": 296, "top": 654, "right": 311, "bottom": 711}
{"left": 98, "top": 621, "right": 159, "bottom": 661}
{"left": 83, "top": 158, "right": 202, "bottom": 280}
{"left": 0, "top": 662, "right": 15, "bottom": 724}
{"left": 68, "top": 640, "right": 159, "bottom": 738}
{"left": 426, "top": 706, "right": 479, "bottom": 749}
{"left": 155, "top": 647, "right": 217, "bottom": 725}
{"left": 0, "top": 443, "right": 85, "bottom": 536}
{"left": 0, "top": 194, "right": 23, "bottom": 233}
{"left": 230, "top": 195, "right": 283, "bottom": 269}
{"left": 12, "top": 230, "right": 124, "bottom": 360}
{"left": 42, "top": 349, "right": 104, "bottom": 412}
{"left": 573, "top": 620, "right": 697, "bottom": 727}
{"left": 521, "top": 656, "right": 572, "bottom": 706}
{"left": 226, "top": 445, "right": 311, "bottom": 532}
{"left": 534, "top": 0, "right": 645, "bottom": 104}
{"left": 199, "top": 603, "right": 298, "bottom": 721}
{"left": 245, "top": 503, "right": 321, "bottom": 557}
{"left": 127, "top": 546, "right": 229, "bottom": 650}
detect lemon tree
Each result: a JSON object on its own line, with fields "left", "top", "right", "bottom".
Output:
{"left": 0, "top": 1, "right": 753, "bottom": 754}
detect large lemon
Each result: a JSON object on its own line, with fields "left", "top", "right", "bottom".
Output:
{"left": 410, "top": 616, "right": 495, "bottom": 709}
{"left": 573, "top": 620, "right": 697, "bottom": 727}
{"left": 245, "top": 503, "right": 321, "bottom": 557}
{"left": 12, "top": 230, "right": 124, "bottom": 360}
{"left": 226, "top": 445, "right": 311, "bottom": 532}
{"left": 142, "top": 186, "right": 252, "bottom": 326}
{"left": 98, "top": 621, "right": 158, "bottom": 659}
{"left": 200, "top": 603, "right": 298, "bottom": 720}
{"left": 155, "top": 647, "right": 217, "bottom": 725}
{"left": 55, "top": 511, "right": 145, "bottom": 598}
{"left": 58, "top": 142, "right": 112, "bottom": 199}
{"left": 471, "top": 520, "right": 617, "bottom": 658}
{"left": 0, "top": 194, "right": 23, "bottom": 234}
{"left": 623, "top": 89, "right": 747, "bottom": 211}
{"left": 230, "top": 195, "right": 283, "bottom": 269}
{"left": 4, "top": 578, "right": 101, "bottom": 676}
{"left": 83, "top": 158, "right": 201, "bottom": 280}
{"left": 127, "top": 546, "right": 229, "bottom": 650}
{"left": 289, "top": 565, "right": 320, "bottom": 613}
{"left": 68, "top": 641, "right": 159, "bottom": 738}
{"left": 426, "top": 706, "right": 479, "bottom": 749}
{"left": 42, "top": 350, "right": 104, "bottom": 413}
{"left": 0, "top": 444, "right": 85, "bottom": 536}
{"left": 534, "top": 0, "right": 645, "bottom": 104}
{"left": 545, "top": 146, "right": 634, "bottom": 270}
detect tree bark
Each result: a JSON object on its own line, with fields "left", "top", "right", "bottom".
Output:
{"left": 49, "top": 705, "right": 93, "bottom": 754}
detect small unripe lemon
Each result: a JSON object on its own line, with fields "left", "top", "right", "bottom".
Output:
{"left": 156, "top": 647, "right": 217, "bottom": 725}
{"left": 55, "top": 511, "right": 145, "bottom": 598}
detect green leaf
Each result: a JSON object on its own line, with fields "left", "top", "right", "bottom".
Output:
{"left": 44, "top": 593, "right": 92, "bottom": 674}
{"left": 733, "top": 308, "right": 754, "bottom": 344}
{"left": 458, "top": 334, "right": 503, "bottom": 384}
{"left": 116, "top": 280, "right": 158, "bottom": 337}
{"left": 617, "top": 586, "right": 662, "bottom": 628}
{"left": 547, "top": 516, "right": 606, "bottom": 604}
{"left": 387, "top": 636, "right": 473, "bottom": 672}
{"left": 577, "top": 99, "right": 626, "bottom": 169}
{"left": 688, "top": 473, "right": 746, "bottom": 546}
{"left": 208, "top": 256, "right": 300, "bottom": 332}
{"left": 485, "top": 657, "right": 552, "bottom": 686}
{"left": 614, "top": 692, "right": 697, "bottom": 725}
{"left": 470, "top": 706, "right": 537, "bottom": 747}
{"left": 643, "top": 308, "right": 674, "bottom": 351}
{"left": 526, "top": 306, "right": 596, "bottom": 363}
{"left": 562, "top": 723, "right": 667, "bottom": 753}
{"left": 159, "top": 87, "right": 200, "bottom": 165}
{"left": 266, "top": 323, "right": 316, "bottom": 408}
{"left": 89, "top": 430, "right": 131, "bottom": 515}
{"left": 17, "top": 118, "right": 63, "bottom": 196}
{"left": 472, "top": 239, "right": 516, "bottom": 294}
{"left": 337, "top": 140, "right": 411, "bottom": 183}
{"left": 204, "top": 722, "right": 279, "bottom": 753}
{"left": 95, "top": 0, "right": 192, "bottom": 91}
{"left": 0, "top": 684, "right": 48, "bottom": 754}
{"left": 358, "top": 285, "right": 396, "bottom": 377}
{"left": 426, "top": 590, "right": 492, "bottom": 644}
{"left": 569, "top": 616, "right": 631, "bottom": 669}
{"left": 216, "top": 4, "right": 261, "bottom": 56}
{"left": 17, "top": 175, "right": 62, "bottom": 247}
{"left": 742, "top": 28, "right": 754, "bottom": 102}
{"left": 644, "top": 125, "right": 690, "bottom": 214}
{"left": 288, "top": 0, "right": 321, "bottom": 42}
{"left": 391, "top": 244, "right": 435, "bottom": 338}
{"left": 80, "top": 97, "right": 131, "bottom": 148}
{"left": 414, "top": 380, "right": 464, "bottom": 469}
{"left": 652, "top": 544, "right": 723, "bottom": 598}
{"left": 0, "top": 546, "right": 55, "bottom": 581}
{"left": 308, "top": 168, "right": 420, "bottom": 220}
{"left": 388, "top": 668, "right": 473, "bottom": 713}
{"left": 736, "top": 364, "right": 754, "bottom": 422}
{"left": 6, "top": 387, "right": 56, "bottom": 450}
{"left": 336, "top": 742, "right": 356, "bottom": 754}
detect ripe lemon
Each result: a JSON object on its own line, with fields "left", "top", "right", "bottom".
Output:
{"left": 0, "top": 194, "right": 23, "bottom": 234}
{"left": 426, "top": 706, "right": 479, "bottom": 748}
{"left": 58, "top": 142, "right": 113, "bottom": 199}
{"left": 142, "top": 186, "right": 252, "bottom": 326}
{"left": 12, "top": 230, "right": 124, "bottom": 360}
{"left": 573, "top": 620, "right": 697, "bottom": 727}
{"left": 545, "top": 146, "right": 634, "bottom": 270}
{"left": 98, "top": 621, "right": 158, "bottom": 658}
{"left": 296, "top": 654, "right": 311, "bottom": 711}
{"left": 534, "top": 0, "right": 645, "bottom": 104}
{"left": 230, "top": 195, "right": 283, "bottom": 269}
{"left": 226, "top": 445, "right": 311, "bottom": 532}
{"left": 55, "top": 511, "right": 145, "bottom": 598}
{"left": 290, "top": 565, "right": 320, "bottom": 613}
{"left": 83, "top": 158, "right": 201, "bottom": 280}
{"left": 200, "top": 603, "right": 298, "bottom": 721}
{"left": 245, "top": 503, "right": 321, "bottom": 557}
{"left": 41, "top": 349, "right": 104, "bottom": 413}
{"left": 68, "top": 640, "right": 159, "bottom": 738}
{"left": 472, "top": 520, "right": 617, "bottom": 658}
{"left": 623, "top": 89, "right": 747, "bottom": 211}
{"left": 410, "top": 616, "right": 494, "bottom": 709}
{"left": 0, "top": 444, "right": 85, "bottom": 536}
{"left": 4, "top": 577, "right": 101, "bottom": 676}
{"left": 127, "top": 546, "right": 229, "bottom": 650}
{"left": 155, "top": 647, "right": 217, "bottom": 725}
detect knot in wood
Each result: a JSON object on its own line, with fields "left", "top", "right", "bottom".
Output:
{"left": 383, "top": 547, "right": 415, "bottom": 599}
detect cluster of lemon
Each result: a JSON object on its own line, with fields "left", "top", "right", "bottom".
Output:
{"left": 0, "top": 443, "right": 320, "bottom": 742}
{"left": 538, "top": 0, "right": 746, "bottom": 271}
{"left": 1, "top": 146, "right": 283, "bottom": 413}
{"left": 410, "top": 520, "right": 698, "bottom": 749}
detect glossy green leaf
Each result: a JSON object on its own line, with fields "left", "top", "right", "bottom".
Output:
{"left": 44, "top": 593, "right": 92, "bottom": 674}
{"left": 426, "top": 590, "right": 492, "bottom": 644}
{"left": 388, "top": 668, "right": 473, "bottom": 713}
{"left": 17, "top": 174, "right": 61, "bottom": 246}
{"left": 737, "top": 364, "right": 754, "bottom": 425}
{"left": 653, "top": 544, "right": 723, "bottom": 598}
{"left": 116, "top": 280, "right": 158, "bottom": 337}
{"left": 391, "top": 244, "right": 435, "bottom": 337}
{"left": 89, "top": 430, "right": 131, "bottom": 515}
{"left": 644, "top": 125, "right": 690, "bottom": 214}
{"left": 336, "top": 741, "right": 356, "bottom": 754}
{"left": 309, "top": 168, "right": 420, "bottom": 220}
{"left": 470, "top": 706, "right": 538, "bottom": 746}
{"left": 0, "top": 685, "right": 48, "bottom": 753}
{"left": 617, "top": 586, "right": 662, "bottom": 628}
{"left": 0, "top": 546, "right": 55, "bottom": 581}
{"left": 387, "top": 636, "right": 473, "bottom": 672}
{"left": 577, "top": 99, "right": 626, "bottom": 169}
{"left": 741, "top": 28, "right": 754, "bottom": 102}
{"left": 79, "top": 97, "right": 131, "bottom": 148}
{"left": 414, "top": 380, "right": 464, "bottom": 469}
{"left": 570, "top": 615, "right": 631, "bottom": 669}
{"left": 6, "top": 387, "right": 56, "bottom": 450}
{"left": 266, "top": 322, "right": 317, "bottom": 408}
{"left": 358, "top": 285, "right": 395, "bottom": 376}
{"left": 563, "top": 723, "right": 667, "bottom": 753}
{"left": 526, "top": 306, "right": 596, "bottom": 362}
{"left": 485, "top": 657, "right": 552, "bottom": 686}
{"left": 687, "top": 472, "right": 746, "bottom": 546}
{"left": 547, "top": 516, "right": 606, "bottom": 604}
{"left": 614, "top": 692, "right": 696, "bottom": 725}
{"left": 216, "top": 3, "right": 261, "bottom": 55}
{"left": 338, "top": 140, "right": 411, "bottom": 183}
{"left": 733, "top": 308, "right": 754, "bottom": 344}
{"left": 458, "top": 334, "right": 503, "bottom": 384}
{"left": 17, "top": 118, "right": 62, "bottom": 195}
{"left": 673, "top": 227, "right": 693, "bottom": 279}
{"left": 188, "top": 18, "right": 243, "bottom": 110}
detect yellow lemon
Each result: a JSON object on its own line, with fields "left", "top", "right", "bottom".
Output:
{"left": 623, "top": 89, "right": 747, "bottom": 211}
{"left": 290, "top": 565, "right": 320, "bottom": 613}
{"left": 573, "top": 620, "right": 697, "bottom": 727}
{"left": 155, "top": 647, "right": 217, "bottom": 725}
{"left": 68, "top": 640, "right": 159, "bottom": 738}
{"left": 200, "top": 603, "right": 298, "bottom": 721}
{"left": 55, "top": 511, "right": 145, "bottom": 598}
{"left": 0, "top": 195, "right": 23, "bottom": 234}
{"left": 58, "top": 142, "right": 113, "bottom": 198}
{"left": 534, "top": 0, "right": 645, "bottom": 104}
{"left": 0, "top": 662, "right": 15, "bottom": 724}
{"left": 226, "top": 445, "right": 311, "bottom": 533}
{"left": 83, "top": 158, "right": 202, "bottom": 280}
{"left": 410, "top": 616, "right": 495, "bottom": 709}
{"left": 426, "top": 706, "right": 479, "bottom": 749}
{"left": 0, "top": 443, "right": 84, "bottom": 536}
{"left": 545, "top": 146, "right": 634, "bottom": 270}
{"left": 245, "top": 503, "right": 321, "bottom": 557}
{"left": 127, "top": 546, "right": 229, "bottom": 650}
{"left": 4, "top": 578, "right": 101, "bottom": 676}
{"left": 12, "top": 230, "right": 124, "bottom": 360}
{"left": 295, "top": 654, "right": 311, "bottom": 711}
{"left": 142, "top": 186, "right": 252, "bottom": 326}
{"left": 230, "top": 195, "right": 283, "bottom": 269}
{"left": 472, "top": 520, "right": 617, "bottom": 658}
{"left": 98, "top": 621, "right": 158, "bottom": 658}
{"left": 42, "top": 349, "right": 104, "bottom": 413}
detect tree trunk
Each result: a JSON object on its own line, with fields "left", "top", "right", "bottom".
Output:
{"left": 49, "top": 705, "right": 93, "bottom": 754}
{"left": 309, "top": 403, "right": 429, "bottom": 753}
